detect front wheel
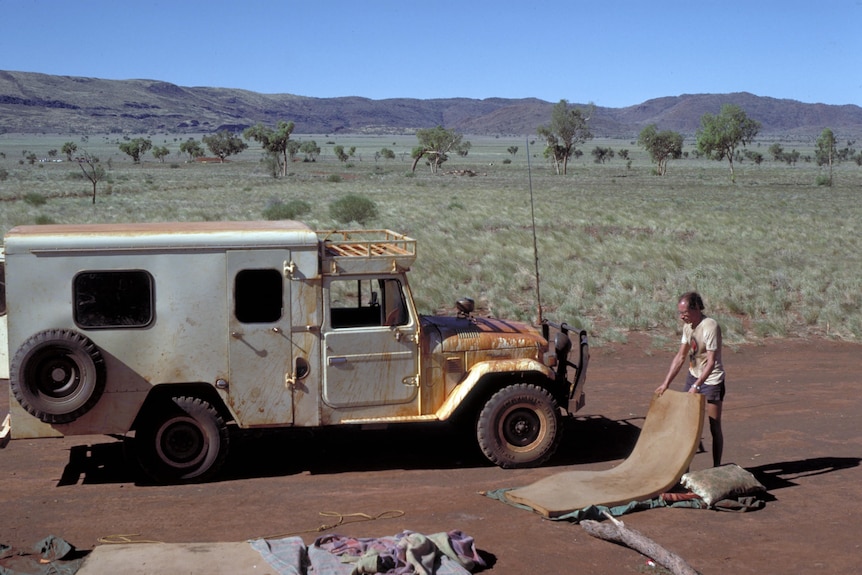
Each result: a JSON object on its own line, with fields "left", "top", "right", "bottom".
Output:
{"left": 133, "top": 396, "right": 229, "bottom": 484}
{"left": 476, "top": 383, "right": 561, "bottom": 468}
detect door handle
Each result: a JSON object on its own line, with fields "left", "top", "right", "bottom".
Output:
{"left": 328, "top": 357, "right": 348, "bottom": 366}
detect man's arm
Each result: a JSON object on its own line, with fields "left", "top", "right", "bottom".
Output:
{"left": 656, "top": 343, "right": 687, "bottom": 395}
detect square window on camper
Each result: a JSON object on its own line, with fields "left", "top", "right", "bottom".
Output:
{"left": 73, "top": 270, "right": 154, "bottom": 328}
{"left": 234, "top": 268, "right": 283, "bottom": 324}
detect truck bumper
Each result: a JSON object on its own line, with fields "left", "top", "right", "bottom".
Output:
{"left": 0, "top": 413, "right": 10, "bottom": 449}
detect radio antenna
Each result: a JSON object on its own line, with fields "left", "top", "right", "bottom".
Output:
{"left": 526, "top": 137, "right": 543, "bottom": 324}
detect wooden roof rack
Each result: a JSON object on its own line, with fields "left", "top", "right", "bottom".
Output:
{"left": 317, "top": 229, "right": 416, "bottom": 275}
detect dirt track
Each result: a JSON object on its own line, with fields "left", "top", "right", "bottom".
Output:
{"left": 1, "top": 337, "right": 860, "bottom": 574}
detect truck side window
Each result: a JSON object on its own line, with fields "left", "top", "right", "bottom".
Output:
{"left": 381, "top": 279, "right": 408, "bottom": 326}
{"left": 234, "top": 268, "right": 283, "bottom": 323}
{"left": 330, "top": 278, "right": 407, "bottom": 329}
{"left": 74, "top": 270, "right": 153, "bottom": 328}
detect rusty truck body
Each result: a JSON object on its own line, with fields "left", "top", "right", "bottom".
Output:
{"left": 0, "top": 221, "right": 587, "bottom": 482}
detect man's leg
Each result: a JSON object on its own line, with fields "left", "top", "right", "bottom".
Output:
{"left": 706, "top": 401, "right": 723, "bottom": 467}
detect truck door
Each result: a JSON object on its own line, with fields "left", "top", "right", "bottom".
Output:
{"left": 227, "top": 250, "right": 295, "bottom": 426}
{"left": 322, "top": 276, "right": 420, "bottom": 413}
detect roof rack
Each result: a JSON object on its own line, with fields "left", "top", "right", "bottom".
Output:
{"left": 317, "top": 229, "right": 416, "bottom": 275}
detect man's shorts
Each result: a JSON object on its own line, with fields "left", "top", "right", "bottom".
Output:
{"left": 685, "top": 372, "right": 726, "bottom": 403}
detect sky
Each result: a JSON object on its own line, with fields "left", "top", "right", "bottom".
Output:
{"left": 2, "top": 0, "right": 861, "bottom": 108}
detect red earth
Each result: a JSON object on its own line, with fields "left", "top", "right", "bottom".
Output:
{"left": 1, "top": 336, "right": 860, "bottom": 574}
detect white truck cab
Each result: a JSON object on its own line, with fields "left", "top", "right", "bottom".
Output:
{"left": 0, "top": 221, "right": 587, "bottom": 482}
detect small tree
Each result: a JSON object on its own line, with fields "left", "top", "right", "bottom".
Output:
{"left": 379, "top": 147, "right": 395, "bottom": 160}
{"left": 202, "top": 131, "right": 248, "bottom": 163}
{"left": 179, "top": 138, "right": 204, "bottom": 160}
{"left": 118, "top": 138, "right": 153, "bottom": 164}
{"left": 61, "top": 142, "right": 78, "bottom": 161}
{"left": 286, "top": 140, "right": 301, "bottom": 162}
{"left": 243, "top": 121, "right": 295, "bottom": 176}
{"left": 77, "top": 152, "right": 106, "bottom": 204}
{"left": 536, "top": 100, "right": 593, "bottom": 175}
{"left": 507, "top": 145, "right": 519, "bottom": 158}
{"left": 333, "top": 145, "right": 349, "bottom": 162}
{"left": 638, "top": 124, "right": 684, "bottom": 175}
{"left": 591, "top": 146, "right": 615, "bottom": 164}
{"left": 815, "top": 127, "right": 837, "bottom": 186}
{"left": 152, "top": 145, "right": 170, "bottom": 163}
{"left": 299, "top": 140, "right": 320, "bottom": 162}
{"left": 696, "top": 104, "right": 761, "bottom": 182}
{"left": 410, "top": 125, "right": 470, "bottom": 173}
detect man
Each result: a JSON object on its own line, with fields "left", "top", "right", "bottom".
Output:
{"left": 656, "top": 292, "right": 725, "bottom": 467}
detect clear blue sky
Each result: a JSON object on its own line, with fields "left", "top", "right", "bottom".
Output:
{"left": 2, "top": 0, "right": 860, "bottom": 108}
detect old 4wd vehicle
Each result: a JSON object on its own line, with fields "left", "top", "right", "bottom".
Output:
{"left": 0, "top": 221, "right": 587, "bottom": 482}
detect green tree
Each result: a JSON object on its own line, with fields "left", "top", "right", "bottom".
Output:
{"left": 299, "top": 140, "right": 320, "bottom": 162}
{"left": 286, "top": 140, "right": 302, "bottom": 162}
{"left": 696, "top": 104, "right": 761, "bottom": 182}
{"left": 410, "top": 125, "right": 470, "bottom": 173}
{"left": 243, "top": 121, "right": 295, "bottom": 176}
{"left": 152, "top": 145, "right": 170, "bottom": 163}
{"left": 507, "top": 145, "right": 519, "bottom": 158}
{"left": 638, "top": 124, "right": 684, "bottom": 175}
{"left": 379, "top": 147, "right": 395, "bottom": 160}
{"left": 333, "top": 145, "right": 349, "bottom": 162}
{"left": 536, "top": 100, "right": 593, "bottom": 175}
{"left": 179, "top": 138, "right": 204, "bottom": 160}
{"left": 202, "top": 131, "right": 248, "bottom": 163}
{"left": 119, "top": 138, "right": 153, "bottom": 164}
{"left": 815, "top": 127, "right": 837, "bottom": 186}
{"left": 61, "top": 141, "right": 78, "bottom": 161}
{"left": 768, "top": 143, "right": 784, "bottom": 161}
{"left": 77, "top": 152, "right": 106, "bottom": 204}
{"left": 591, "top": 146, "right": 615, "bottom": 164}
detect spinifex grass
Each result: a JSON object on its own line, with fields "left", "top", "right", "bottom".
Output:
{"left": 1, "top": 134, "right": 860, "bottom": 347}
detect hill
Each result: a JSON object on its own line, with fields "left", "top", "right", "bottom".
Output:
{"left": 2, "top": 70, "right": 862, "bottom": 138}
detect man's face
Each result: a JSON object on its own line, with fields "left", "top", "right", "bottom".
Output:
{"left": 677, "top": 300, "right": 702, "bottom": 325}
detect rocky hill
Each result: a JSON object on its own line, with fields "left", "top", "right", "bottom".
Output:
{"left": 2, "top": 70, "right": 862, "bottom": 138}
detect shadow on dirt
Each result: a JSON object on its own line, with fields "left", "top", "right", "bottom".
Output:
{"left": 55, "top": 415, "right": 646, "bottom": 485}
{"left": 747, "top": 456, "right": 861, "bottom": 491}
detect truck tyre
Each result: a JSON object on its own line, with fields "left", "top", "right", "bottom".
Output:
{"left": 134, "top": 396, "right": 229, "bottom": 484}
{"left": 476, "top": 383, "right": 560, "bottom": 468}
{"left": 10, "top": 329, "right": 106, "bottom": 424}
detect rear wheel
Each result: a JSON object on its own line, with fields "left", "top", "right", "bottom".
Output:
{"left": 476, "top": 383, "right": 560, "bottom": 468}
{"left": 134, "top": 396, "right": 229, "bottom": 483}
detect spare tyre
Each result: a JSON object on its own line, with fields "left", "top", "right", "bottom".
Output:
{"left": 10, "top": 329, "right": 106, "bottom": 424}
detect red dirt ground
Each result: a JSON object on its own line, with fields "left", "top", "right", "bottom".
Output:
{"left": 1, "top": 337, "right": 860, "bottom": 574}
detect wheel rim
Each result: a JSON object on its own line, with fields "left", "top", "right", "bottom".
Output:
{"left": 155, "top": 415, "right": 209, "bottom": 470}
{"left": 500, "top": 406, "right": 546, "bottom": 452}
{"left": 30, "top": 351, "right": 83, "bottom": 399}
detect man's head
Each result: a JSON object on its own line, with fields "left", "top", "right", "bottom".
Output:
{"left": 677, "top": 291, "right": 705, "bottom": 326}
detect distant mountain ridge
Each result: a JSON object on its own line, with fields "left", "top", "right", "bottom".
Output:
{"left": 2, "top": 70, "right": 862, "bottom": 138}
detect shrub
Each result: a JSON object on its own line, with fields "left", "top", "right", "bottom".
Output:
{"left": 329, "top": 194, "right": 378, "bottom": 225}
{"left": 327, "top": 174, "right": 342, "bottom": 183}
{"left": 263, "top": 199, "right": 312, "bottom": 221}
{"left": 23, "top": 192, "right": 47, "bottom": 206}
{"left": 0, "top": 168, "right": 8, "bottom": 181}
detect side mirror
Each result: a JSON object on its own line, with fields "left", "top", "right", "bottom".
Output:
{"left": 456, "top": 297, "right": 475, "bottom": 317}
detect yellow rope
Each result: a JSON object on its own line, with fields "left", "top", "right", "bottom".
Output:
{"left": 260, "top": 509, "right": 405, "bottom": 540}
{"left": 97, "top": 534, "right": 164, "bottom": 544}
{"left": 98, "top": 510, "right": 405, "bottom": 545}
